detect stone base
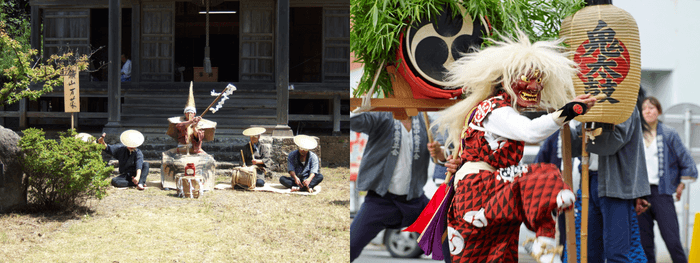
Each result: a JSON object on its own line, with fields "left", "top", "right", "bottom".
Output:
{"left": 271, "top": 125, "right": 293, "bottom": 137}
{"left": 161, "top": 151, "right": 216, "bottom": 191}
{"left": 266, "top": 135, "right": 321, "bottom": 173}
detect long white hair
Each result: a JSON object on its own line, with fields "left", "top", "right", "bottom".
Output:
{"left": 434, "top": 30, "right": 578, "bottom": 151}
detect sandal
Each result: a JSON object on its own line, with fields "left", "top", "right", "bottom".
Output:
{"left": 523, "top": 236, "right": 563, "bottom": 263}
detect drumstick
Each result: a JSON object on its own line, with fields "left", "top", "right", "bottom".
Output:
{"left": 240, "top": 150, "right": 246, "bottom": 167}
{"left": 422, "top": 113, "right": 438, "bottom": 164}
{"left": 249, "top": 142, "right": 256, "bottom": 164}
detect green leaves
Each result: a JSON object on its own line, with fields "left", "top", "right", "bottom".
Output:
{"left": 351, "top": 0, "right": 585, "bottom": 97}
{"left": 0, "top": 19, "right": 90, "bottom": 106}
{"left": 351, "top": 0, "right": 447, "bottom": 97}
{"left": 18, "top": 128, "right": 113, "bottom": 210}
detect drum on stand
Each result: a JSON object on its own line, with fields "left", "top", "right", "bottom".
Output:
{"left": 231, "top": 166, "right": 257, "bottom": 190}
{"left": 396, "top": 4, "right": 486, "bottom": 99}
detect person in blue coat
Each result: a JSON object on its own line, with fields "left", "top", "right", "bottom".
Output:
{"left": 638, "top": 96, "right": 698, "bottom": 263}
{"left": 98, "top": 130, "right": 149, "bottom": 190}
{"left": 279, "top": 135, "right": 323, "bottom": 192}
{"left": 350, "top": 112, "right": 437, "bottom": 262}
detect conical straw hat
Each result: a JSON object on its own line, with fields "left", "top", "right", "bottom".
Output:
{"left": 120, "top": 130, "right": 144, "bottom": 148}
{"left": 293, "top": 135, "right": 317, "bottom": 150}
{"left": 242, "top": 127, "right": 266, "bottom": 136}
{"left": 184, "top": 81, "right": 196, "bottom": 114}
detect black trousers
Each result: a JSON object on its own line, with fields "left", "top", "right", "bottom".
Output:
{"left": 350, "top": 191, "right": 429, "bottom": 261}
{"left": 637, "top": 185, "right": 688, "bottom": 263}
{"left": 279, "top": 173, "right": 324, "bottom": 190}
{"left": 111, "top": 162, "right": 149, "bottom": 187}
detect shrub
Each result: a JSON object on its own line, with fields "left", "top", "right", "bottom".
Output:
{"left": 18, "top": 128, "right": 113, "bottom": 210}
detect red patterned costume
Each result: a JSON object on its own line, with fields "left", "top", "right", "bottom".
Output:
{"left": 405, "top": 31, "right": 597, "bottom": 263}
{"left": 176, "top": 119, "right": 205, "bottom": 154}
{"left": 447, "top": 91, "right": 574, "bottom": 262}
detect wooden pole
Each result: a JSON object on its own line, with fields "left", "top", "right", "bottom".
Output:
{"left": 581, "top": 127, "right": 591, "bottom": 263}
{"left": 249, "top": 142, "right": 255, "bottom": 164}
{"left": 71, "top": 112, "right": 75, "bottom": 131}
{"left": 561, "top": 124, "right": 577, "bottom": 263}
{"left": 199, "top": 91, "right": 225, "bottom": 118}
{"left": 422, "top": 113, "right": 437, "bottom": 163}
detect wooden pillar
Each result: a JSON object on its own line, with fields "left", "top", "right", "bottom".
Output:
{"left": 132, "top": 3, "right": 140, "bottom": 83}
{"left": 105, "top": 0, "right": 122, "bottom": 131}
{"left": 19, "top": 99, "right": 27, "bottom": 129}
{"left": 272, "top": 0, "right": 292, "bottom": 137}
{"left": 30, "top": 5, "right": 41, "bottom": 56}
{"left": 332, "top": 95, "right": 341, "bottom": 136}
{"left": 26, "top": 6, "right": 40, "bottom": 129}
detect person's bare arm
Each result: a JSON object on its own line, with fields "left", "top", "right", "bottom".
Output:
{"left": 132, "top": 169, "right": 142, "bottom": 184}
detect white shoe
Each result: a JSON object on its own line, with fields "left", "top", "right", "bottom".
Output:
{"left": 523, "top": 236, "right": 563, "bottom": 263}
{"left": 462, "top": 208, "right": 487, "bottom": 228}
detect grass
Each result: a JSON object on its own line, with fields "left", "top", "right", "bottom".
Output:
{"left": 0, "top": 167, "right": 350, "bottom": 263}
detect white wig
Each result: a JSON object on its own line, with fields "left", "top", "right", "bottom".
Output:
{"left": 434, "top": 30, "right": 578, "bottom": 151}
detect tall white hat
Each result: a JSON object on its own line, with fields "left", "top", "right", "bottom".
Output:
{"left": 120, "top": 130, "right": 144, "bottom": 148}
{"left": 184, "top": 81, "right": 196, "bottom": 114}
{"left": 293, "top": 135, "right": 317, "bottom": 150}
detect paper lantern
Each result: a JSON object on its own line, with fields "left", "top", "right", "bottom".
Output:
{"left": 561, "top": 4, "right": 641, "bottom": 124}
{"left": 396, "top": 4, "right": 485, "bottom": 99}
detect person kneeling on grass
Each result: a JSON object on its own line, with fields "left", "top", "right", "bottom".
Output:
{"left": 98, "top": 130, "right": 149, "bottom": 190}
{"left": 280, "top": 135, "right": 323, "bottom": 192}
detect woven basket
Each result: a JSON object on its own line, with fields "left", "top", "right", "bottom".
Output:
{"left": 232, "top": 166, "right": 256, "bottom": 190}
{"left": 561, "top": 4, "right": 641, "bottom": 125}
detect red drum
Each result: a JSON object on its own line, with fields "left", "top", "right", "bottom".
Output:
{"left": 396, "top": 4, "right": 486, "bottom": 99}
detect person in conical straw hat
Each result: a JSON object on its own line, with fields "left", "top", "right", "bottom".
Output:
{"left": 419, "top": 30, "right": 599, "bottom": 262}
{"left": 239, "top": 127, "right": 273, "bottom": 188}
{"left": 167, "top": 82, "right": 216, "bottom": 154}
{"left": 279, "top": 135, "right": 323, "bottom": 193}
{"left": 97, "top": 130, "right": 150, "bottom": 190}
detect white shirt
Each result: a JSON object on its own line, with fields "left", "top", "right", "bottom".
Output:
{"left": 482, "top": 107, "right": 601, "bottom": 172}
{"left": 482, "top": 107, "right": 560, "bottom": 144}
{"left": 645, "top": 136, "right": 660, "bottom": 185}
{"left": 388, "top": 122, "right": 413, "bottom": 195}
{"left": 121, "top": 59, "right": 132, "bottom": 78}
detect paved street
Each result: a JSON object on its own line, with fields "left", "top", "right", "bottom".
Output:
{"left": 354, "top": 243, "right": 539, "bottom": 263}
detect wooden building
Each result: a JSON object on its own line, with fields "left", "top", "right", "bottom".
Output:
{"left": 1, "top": 0, "right": 349, "bottom": 138}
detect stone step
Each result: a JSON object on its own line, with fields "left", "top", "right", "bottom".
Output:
{"left": 118, "top": 117, "right": 277, "bottom": 128}
{"left": 123, "top": 96, "right": 276, "bottom": 106}
{"left": 103, "top": 136, "right": 314, "bottom": 172}
{"left": 121, "top": 106, "right": 276, "bottom": 116}
{"left": 100, "top": 136, "right": 311, "bottom": 171}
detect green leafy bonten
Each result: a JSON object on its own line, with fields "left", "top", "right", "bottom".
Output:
{"left": 351, "top": 0, "right": 585, "bottom": 98}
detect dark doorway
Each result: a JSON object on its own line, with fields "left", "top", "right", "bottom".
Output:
{"left": 89, "top": 8, "right": 131, "bottom": 82}
{"left": 290, "top": 7, "right": 322, "bottom": 83}
{"left": 90, "top": 8, "right": 108, "bottom": 81}
{"left": 175, "top": 1, "right": 240, "bottom": 83}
